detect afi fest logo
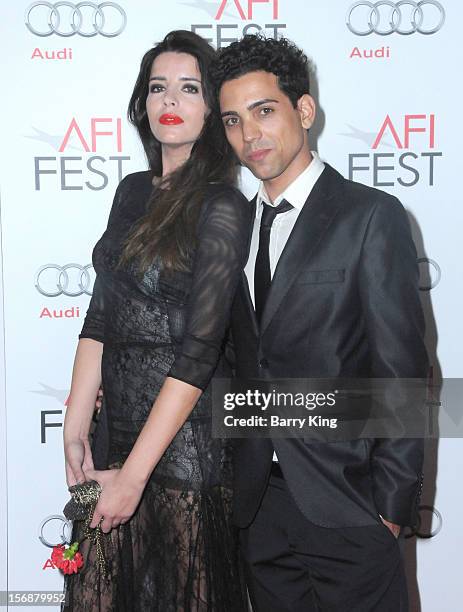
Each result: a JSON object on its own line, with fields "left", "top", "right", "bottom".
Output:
{"left": 32, "top": 117, "right": 130, "bottom": 191}
{"left": 346, "top": 1, "right": 445, "bottom": 60}
{"left": 345, "top": 114, "right": 442, "bottom": 188}
{"left": 30, "top": 383, "right": 69, "bottom": 444}
{"left": 190, "top": 0, "right": 286, "bottom": 48}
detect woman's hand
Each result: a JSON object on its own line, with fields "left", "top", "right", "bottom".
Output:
{"left": 85, "top": 468, "right": 145, "bottom": 533}
{"left": 64, "top": 438, "right": 94, "bottom": 486}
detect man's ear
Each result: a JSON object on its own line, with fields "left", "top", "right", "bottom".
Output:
{"left": 297, "top": 94, "right": 316, "bottom": 129}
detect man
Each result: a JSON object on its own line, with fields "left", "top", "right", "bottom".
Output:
{"left": 212, "top": 35, "right": 428, "bottom": 611}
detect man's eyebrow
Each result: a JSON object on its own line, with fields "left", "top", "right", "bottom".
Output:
{"left": 148, "top": 76, "right": 201, "bottom": 82}
{"left": 221, "top": 98, "right": 279, "bottom": 118}
{"left": 248, "top": 98, "right": 279, "bottom": 110}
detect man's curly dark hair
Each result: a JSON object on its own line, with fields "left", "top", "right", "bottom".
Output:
{"left": 211, "top": 34, "right": 311, "bottom": 107}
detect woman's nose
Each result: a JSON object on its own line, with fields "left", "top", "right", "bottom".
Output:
{"left": 162, "top": 90, "right": 178, "bottom": 107}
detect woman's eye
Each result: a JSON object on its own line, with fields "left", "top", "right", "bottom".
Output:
{"left": 224, "top": 117, "right": 238, "bottom": 128}
{"left": 183, "top": 84, "right": 199, "bottom": 93}
{"left": 149, "top": 84, "right": 164, "bottom": 93}
{"left": 260, "top": 107, "right": 274, "bottom": 116}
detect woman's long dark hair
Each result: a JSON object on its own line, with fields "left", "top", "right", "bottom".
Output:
{"left": 123, "top": 30, "right": 237, "bottom": 272}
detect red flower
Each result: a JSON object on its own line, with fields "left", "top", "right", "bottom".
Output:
{"left": 51, "top": 542, "right": 84, "bottom": 575}
{"left": 51, "top": 545, "right": 65, "bottom": 567}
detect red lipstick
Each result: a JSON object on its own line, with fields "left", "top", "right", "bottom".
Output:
{"left": 159, "top": 113, "right": 184, "bottom": 125}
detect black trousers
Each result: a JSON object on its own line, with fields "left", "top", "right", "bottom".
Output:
{"left": 240, "top": 470, "right": 408, "bottom": 612}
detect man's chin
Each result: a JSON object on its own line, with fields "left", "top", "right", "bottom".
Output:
{"left": 242, "top": 161, "right": 276, "bottom": 181}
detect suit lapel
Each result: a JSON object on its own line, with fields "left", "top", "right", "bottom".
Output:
{"left": 260, "top": 164, "right": 344, "bottom": 335}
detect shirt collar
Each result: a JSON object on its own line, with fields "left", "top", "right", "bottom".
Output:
{"left": 255, "top": 151, "right": 325, "bottom": 216}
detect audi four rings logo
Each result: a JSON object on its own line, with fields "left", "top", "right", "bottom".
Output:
{"left": 39, "top": 515, "right": 72, "bottom": 548}
{"left": 346, "top": 1, "right": 445, "bottom": 36}
{"left": 25, "top": 2, "right": 127, "bottom": 37}
{"left": 417, "top": 257, "right": 441, "bottom": 291}
{"left": 405, "top": 505, "right": 443, "bottom": 538}
{"left": 35, "top": 264, "right": 95, "bottom": 297}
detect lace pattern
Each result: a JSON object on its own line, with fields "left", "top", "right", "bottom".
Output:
{"left": 63, "top": 172, "right": 251, "bottom": 611}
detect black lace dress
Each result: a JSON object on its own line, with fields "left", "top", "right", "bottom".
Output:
{"left": 63, "top": 172, "right": 251, "bottom": 612}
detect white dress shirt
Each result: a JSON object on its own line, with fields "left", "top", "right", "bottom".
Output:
{"left": 244, "top": 151, "right": 325, "bottom": 305}
{"left": 243, "top": 151, "right": 325, "bottom": 462}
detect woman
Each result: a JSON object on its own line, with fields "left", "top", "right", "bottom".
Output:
{"left": 63, "top": 30, "right": 250, "bottom": 611}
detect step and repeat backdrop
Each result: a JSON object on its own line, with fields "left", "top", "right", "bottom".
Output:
{"left": 0, "top": 1, "right": 462, "bottom": 609}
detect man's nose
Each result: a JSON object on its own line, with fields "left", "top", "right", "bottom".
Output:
{"left": 242, "top": 120, "right": 261, "bottom": 142}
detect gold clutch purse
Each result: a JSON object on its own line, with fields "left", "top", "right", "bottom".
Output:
{"left": 58, "top": 480, "right": 108, "bottom": 578}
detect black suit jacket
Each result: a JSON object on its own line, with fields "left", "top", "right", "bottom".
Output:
{"left": 230, "top": 163, "right": 428, "bottom": 529}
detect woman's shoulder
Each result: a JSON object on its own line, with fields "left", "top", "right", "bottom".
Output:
{"left": 108, "top": 171, "right": 153, "bottom": 225}
{"left": 195, "top": 183, "right": 253, "bottom": 238}
{"left": 204, "top": 181, "right": 247, "bottom": 200}
{"left": 118, "top": 170, "right": 153, "bottom": 194}
{"left": 202, "top": 182, "right": 250, "bottom": 215}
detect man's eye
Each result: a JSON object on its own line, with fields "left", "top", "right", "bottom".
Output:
{"left": 260, "top": 107, "right": 274, "bottom": 116}
{"left": 149, "top": 84, "right": 164, "bottom": 93}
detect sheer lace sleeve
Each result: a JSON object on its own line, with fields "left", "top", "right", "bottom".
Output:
{"left": 79, "top": 274, "right": 106, "bottom": 342}
{"left": 79, "top": 173, "right": 139, "bottom": 343}
{"left": 168, "top": 185, "right": 251, "bottom": 390}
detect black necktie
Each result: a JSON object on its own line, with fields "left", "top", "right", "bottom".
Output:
{"left": 254, "top": 199, "right": 293, "bottom": 324}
